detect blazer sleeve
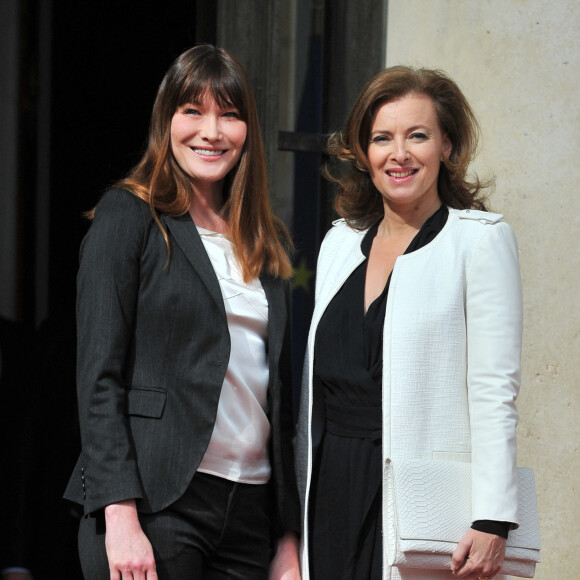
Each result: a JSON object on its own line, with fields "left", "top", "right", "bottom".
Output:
{"left": 75, "top": 189, "right": 152, "bottom": 514}
{"left": 465, "top": 220, "right": 523, "bottom": 525}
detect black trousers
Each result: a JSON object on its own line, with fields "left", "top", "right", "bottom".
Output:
{"left": 78, "top": 472, "right": 272, "bottom": 579}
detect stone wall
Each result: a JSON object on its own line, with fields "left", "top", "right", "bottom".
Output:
{"left": 385, "top": 1, "right": 580, "bottom": 576}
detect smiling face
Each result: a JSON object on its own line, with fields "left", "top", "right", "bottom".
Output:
{"left": 170, "top": 92, "right": 247, "bottom": 196}
{"left": 367, "top": 93, "right": 452, "bottom": 213}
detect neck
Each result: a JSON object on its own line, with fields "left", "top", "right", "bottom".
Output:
{"left": 379, "top": 197, "right": 442, "bottom": 238}
{"left": 189, "top": 182, "right": 229, "bottom": 234}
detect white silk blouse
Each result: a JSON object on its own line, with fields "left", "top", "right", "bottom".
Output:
{"left": 195, "top": 226, "right": 271, "bottom": 484}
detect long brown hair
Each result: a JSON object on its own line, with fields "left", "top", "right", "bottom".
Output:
{"left": 326, "top": 65, "right": 491, "bottom": 229}
{"left": 92, "top": 44, "right": 292, "bottom": 280}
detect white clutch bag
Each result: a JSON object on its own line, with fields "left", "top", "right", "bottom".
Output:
{"left": 384, "top": 458, "right": 541, "bottom": 578}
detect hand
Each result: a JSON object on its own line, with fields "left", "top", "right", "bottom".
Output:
{"left": 451, "top": 528, "right": 506, "bottom": 580}
{"left": 104, "top": 500, "right": 158, "bottom": 580}
{"left": 269, "top": 531, "right": 301, "bottom": 580}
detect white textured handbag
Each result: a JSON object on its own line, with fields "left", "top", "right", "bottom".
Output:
{"left": 384, "top": 458, "right": 541, "bottom": 578}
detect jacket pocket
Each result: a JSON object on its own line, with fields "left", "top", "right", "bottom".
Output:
{"left": 126, "top": 387, "right": 167, "bottom": 418}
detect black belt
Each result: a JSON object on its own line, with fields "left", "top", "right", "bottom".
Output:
{"left": 325, "top": 402, "right": 382, "bottom": 442}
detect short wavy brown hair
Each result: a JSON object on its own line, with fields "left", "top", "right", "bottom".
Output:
{"left": 326, "top": 65, "right": 490, "bottom": 229}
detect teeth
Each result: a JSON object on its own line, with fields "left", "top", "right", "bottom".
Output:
{"left": 193, "top": 148, "right": 224, "bottom": 156}
{"left": 389, "top": 170, "right": 415, "bottom": 178}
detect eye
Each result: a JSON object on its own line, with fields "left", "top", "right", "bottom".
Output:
{"left": 409, "top": 132, "right": 428, "bottom": 141}
{"left": 183, "top": 107, "right": 201, "bottom": 116}
{"left": 370, "top": 134, "right": 390, "bottom": 144}
{"left": 223, "top": 110, "right": 241, "bottom": 119}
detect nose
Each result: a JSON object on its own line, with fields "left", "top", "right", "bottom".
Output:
{"left": 393, "top": 138, "right": 409, "bottom": 163}
{"left": 200, "top": 114, "right": 221, "bottom": 141}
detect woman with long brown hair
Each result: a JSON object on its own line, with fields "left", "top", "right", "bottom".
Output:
{"left": 64, "top": 44, "right": 300, "bottom": 580}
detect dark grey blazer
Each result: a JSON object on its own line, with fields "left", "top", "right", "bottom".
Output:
{"left": 64, "top": 188, "right": 299, "bottom": 535}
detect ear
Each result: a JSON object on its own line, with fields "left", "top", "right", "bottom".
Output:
{"left": 442, "top": 133, "right": 452, "bottom": 161}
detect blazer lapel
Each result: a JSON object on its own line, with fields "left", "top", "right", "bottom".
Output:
{"left": 261, "top": 275, "right": 286, "bottom": 379}
{"left": 163, "top": 213, "right": 226, "bottom": 317}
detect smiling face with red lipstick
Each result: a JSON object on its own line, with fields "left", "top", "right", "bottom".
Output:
{"left": 170, "top": 92, "right": 247, "bottom": 197}
{"left": 367, "top": 93, "right": 452, "bottom": 213}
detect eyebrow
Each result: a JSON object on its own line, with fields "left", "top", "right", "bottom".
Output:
{"left": 370, "top": 124, "right": 432, "bottom": 135}
{"left": 179, "top": 100, "right": 239, "bottom": 111}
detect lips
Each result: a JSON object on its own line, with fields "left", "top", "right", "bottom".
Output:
{"left": 387, "top": 169, "right": 417, "bottom": 178}
{"left": 192, "top": 148, "right": 226, "bottom": 156}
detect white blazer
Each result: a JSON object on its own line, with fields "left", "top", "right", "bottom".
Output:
{"left": 295, "top": 208, "right": 523, "bottom": 580}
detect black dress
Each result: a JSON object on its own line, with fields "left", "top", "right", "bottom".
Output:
{"left": 309, "top": 207, "right": 448, "bottom": 580}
